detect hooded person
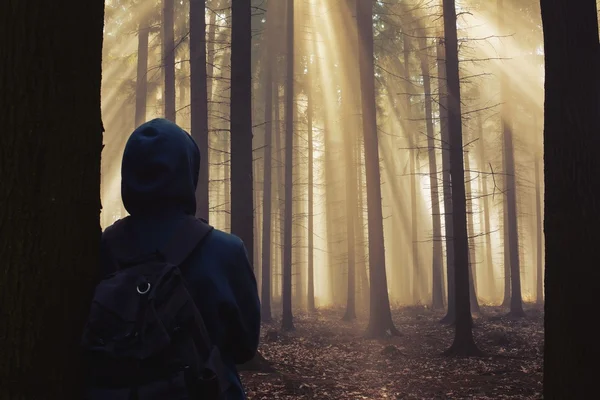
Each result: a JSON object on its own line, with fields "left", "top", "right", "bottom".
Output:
{"left": 98, "top": 118, "right": 260, "bottom": 399}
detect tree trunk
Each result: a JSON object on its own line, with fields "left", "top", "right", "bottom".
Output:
{"left": 477, "top": 111, "right": 496, "bottom": 301}
{"left": 356, "top": 138, "right": 370, "bottom": 313}
{"left": 261, "top": 40, "right": 273, "bottom": 322}
{"left": 437, "top": 39, "right": 456, "bottom": 324}
{"left": 534, "top": 153, "right": 543, "bottom": 305}
{"left": 498, "top": 0, "right": 524, "bottom": 317}
{"left": 441, "top": 0, "right": 481, "bottom": 356}
{"left": 464, "top": 152, "right": 480, "bottom": 314}
{"left": 230, "top": 0, "right": 254, "bottom": 265}
{"left": 190, "top": 0, "right": 210, "bottom": 221}
{"left": 135, "top": 22, "right": 149, "bottom": 127}
{"left": 281, "top": 0, "right": 295, "bottom": 331}
{"left": 163, "top": 0, "right": 176, "bottom": 122}
{"left": 0, "top": 1, "right": 104, "bottom": 397}
{"left": 307, "top": 65, "right": 315, "bottom": 312}
{"left": 501, "top": 192, "right": 511, "bottom": 307}
{"left": 342, "top": 100, "right": 357, "bottom": 321}
{"left": 418, "top": 34, "right": 444, "bottom": 309}
{"left": 541, "top": 0, "right": 600, "bottom": 396}
{"left": 357, "top": 0, "right": 399, "bottom": 337}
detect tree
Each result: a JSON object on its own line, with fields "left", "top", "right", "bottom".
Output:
{"left": 0, "top": 0, "right": 105, "bottom": 397}
{"left": 135, "top": 18, "right": 150, "bottom": 127}
{"left": 281, "top": 0, "right": 295, "bottom": 331}
{"left": 190, "top": 0, "right": 210, "bottom": 220}
{"left": 261, "top": 27, "right": 274, "bottom": 323}
{"left": 230, "top": 0, "right": 254, "bottom": 267}
{"left": 163, "top": 0, "right": 176, "bottom": 121}
{"left": 541, "top": 0, "right": 599, "bottom": 397}
{"left": 417, "top": 33, "right": 444, "bottom": 310}
{"left": 441, "top": 0, "right": 481, "bottom": 356}
{"left": 357, "top": 0, "right": 399, "bottom": 337}
{"left": 497, "top": 0, "right": 525, "bottom": 317}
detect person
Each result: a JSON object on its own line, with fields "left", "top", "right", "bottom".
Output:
{"left": 99, "top": 118, "right": 261, "bottom": 399}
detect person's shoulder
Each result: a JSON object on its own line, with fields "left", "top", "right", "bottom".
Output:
{"left": 206, "top": 228, "right": 245, "bottom": 251}
{"left": 102, "top": 217, "right": 129, "bottom": 239}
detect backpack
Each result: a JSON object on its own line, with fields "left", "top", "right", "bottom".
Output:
{"left": 81, "top": 216, "right": 230, "bottom": 400}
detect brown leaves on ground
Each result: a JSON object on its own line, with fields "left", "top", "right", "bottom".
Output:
{"left": 241, "top": 305, "right": 543, "bottom": 399}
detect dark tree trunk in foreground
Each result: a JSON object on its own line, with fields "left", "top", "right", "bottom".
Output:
{"left": 441, "top": 0, "right": 481, "bottom": 356}
{"left": 281, "top": 0, "right": 295, "bottom": 331}
{"left": 418, "top": 34, "right": 444, "bottom": 310}
{"left": 190, "top": 0, "right": 210, "bottom": 220}
{"left": 541, "top": 0, "right": 600, "bottom": 397}
{"left": 230, "top": 0, "right": 254, "bottom": 268}
{"left": 437, "top": 39, "right": 456, "bottom": 324}
{"left": 0, "top": 1, "right": 104, "bottom": 397}
{"left": 261, "top": 38, "right": 273, "bottom": 323}
{"left": 163, "top": 0, "right": 176, "bottom": 121}
{"left": 357, "top": 0, "right": 399, "bottom": 337}
{"left": 135, "top": 22, "right": 149, "bottom": 127}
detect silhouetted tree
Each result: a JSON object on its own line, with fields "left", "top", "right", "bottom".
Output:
{"left": 541, "top": 0, "right": 599, "bottom": 397}
{"left": 357, "top": 0, "right": 399, "bottom": 337}
{"left": 190, "top": 0, "right": 210, "bottom": 220}
{"left": 0, "top": 0, "right": 105, "bottom": 397}
{"left": 163, "top": 0, "right": 176, "bottom": 121}
{"left": 441, "top": 0, "right": 481, "bottom": 356}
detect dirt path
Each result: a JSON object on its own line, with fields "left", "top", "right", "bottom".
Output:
{"left": 240, "top": 306, "right": 543, "bottom": 399}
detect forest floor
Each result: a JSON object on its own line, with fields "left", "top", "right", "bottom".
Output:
{"left": 240, "top": 305, "right": 543, "bottom": 399}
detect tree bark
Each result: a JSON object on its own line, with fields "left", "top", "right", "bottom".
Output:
{"left": 540, "top": 0, "right": 600, "bottom": 396}
{"left": 261, "top": 36, "right": 273, "bottom": 322}
{"left": 357, "top": 0, "right": 399, "bottom": 337}
{"left": 477, "top": 111, "right": 496, "bottom": 301}
{"left": 437, "top": 39, "right": 456, "bottom": 324}
{"left": 497, "top": 0, "right": 524, "bottom": 317}
{"left": 135, "top": 22, "right": 149, "bottom": 127}
{"left": 190, "top": 0, "right": 210, "bottom": 221}
{"left": 281, "top": 0, "right": 295, "bottom": 331}
{"left": 230, "top": 0, "right": 254, "bottom": 268}
{"left": 307, "top": 63, "right": 316, "bottom": 312}
{"left": 163, "top": 0, "right": 176, "bottom": 122}
{"left": 441, "top": 0, "right": 481, "bottom": 356}
{"left": 418, "top": 34, "right": 444, "bottom": 310}
{"left": 464, "top": 152, "right": 480, "bottom": 314}
{"left": 0, "top": 1, "right": 105, "bottom": 397}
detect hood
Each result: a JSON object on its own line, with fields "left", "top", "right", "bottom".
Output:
{"left": 121, "top": 118, "right": 200, "bottom": 216}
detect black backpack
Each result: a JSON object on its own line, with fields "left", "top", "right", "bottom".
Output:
{"left": 81, "top": 216, "right": 229, "bottom": 399}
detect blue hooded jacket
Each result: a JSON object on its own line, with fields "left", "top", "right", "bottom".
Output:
{"left": 100, "top": 118, "right": 261, "bottom": 399}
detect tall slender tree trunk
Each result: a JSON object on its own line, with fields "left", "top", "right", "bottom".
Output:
{"left": 497, "top": 0, "right": 524, "bottom": 317}
{"left": 0, "top": 1, "right": 105, "bottom": 396}
{"left": 357, "top": 0, "right": 399, "bottom": 337}
{"left": 464, "top": 152, "right": 480, "bottom": 314}
{"left": 190, "top": 0, "right": 210, "bottom": 220}
{"left": 281, "top": 0, "right": 295, "bottom": 331}
{"left": 418, "top": 34, "right": 444, "bottom": 309}
{"left": 403, "top": 35, "right": 421, "bottom": 303}
{"left": 135, "top": 23, "right": 149, "bottom": 127}
{"left": 342, "top": 100, "right": 357, "bottom": 321}
{"left": 163, "top": 0, "right": 176, "bottom": 121}
{"left": 230, "top": 0, "right": 254, "bottom": 263}
{"left": 534, "top": 153, "right": 543, "bottom": 305}
{"left": 541, "top": 0, "right": 600, "bottom": 396}
{"left": 477, "top": 111, "right": 496, "bottom": 301}
{"left": 437, "top": 39, "right": 456, "bottom": 324}
{"left": 307, "top": 66, "right": 315, "bottom": 312}
{"left": 502, "top": 192, "right": 511, "bottom": 307}
{"left": 356, "top": 138, "right": 370, "bottom": 313}
{"left": 274, "top": 84, "right": 284, "bottom": 301}
{"left": 441, "top": 0, "right": 480, "bottom": 356}
{"left": 261, "top": 39, "right": 273, "bottom": 322}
